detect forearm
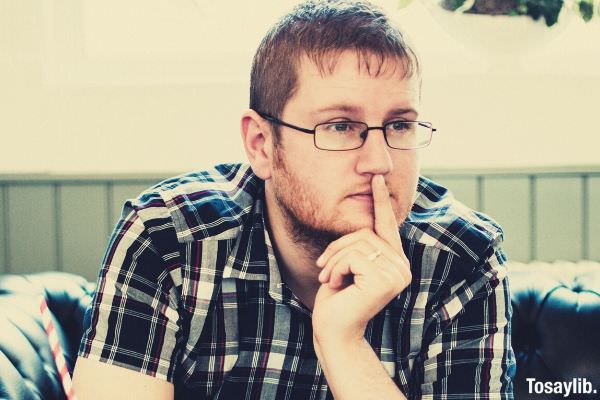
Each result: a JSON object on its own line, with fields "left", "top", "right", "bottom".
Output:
{"left": 314, "top": 336, "right": 407, "bottom": 400}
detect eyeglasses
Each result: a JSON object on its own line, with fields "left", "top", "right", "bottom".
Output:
{"left": 256, "top": 111, "right": 436, "bottom": 151}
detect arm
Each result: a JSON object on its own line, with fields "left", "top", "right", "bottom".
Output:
{"left": 314, "top": 336, "right": 406, "bottom": 400}
{"left": 313, "top": 175, "right": 410, "bottom": 399}
{"left": 72, "top": 357, "right": 174, "bottom": 400}
{"left": 73, "top": 205, "right": 181, "bottom": 399}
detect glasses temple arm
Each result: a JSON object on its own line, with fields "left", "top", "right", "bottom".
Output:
{"left": 257, "top": 112, "right": 315, "bottom": 134}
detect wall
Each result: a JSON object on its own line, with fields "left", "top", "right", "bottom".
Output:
{"left": 1, "top": 1, "right": 599, "bottom": 279}
{"left": 1, "top": 1, "right": 599, "bottom": 175}
{"left": 1, "top": 168, "right": 599, "bottom": 280}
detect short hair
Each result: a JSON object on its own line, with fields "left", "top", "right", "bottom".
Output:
{"left": 249, "top": 0, "right": 421, "bottom": 142}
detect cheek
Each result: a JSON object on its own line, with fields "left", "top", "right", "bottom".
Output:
{"left": 393, "top": 150, "right": 419, "bottom": 176}
{"left": 278, "top": 152, "right": 331, "bottom": 199}
{"left": 391, "top": 153, "right": 420, "bottom": 198}
{"left": 298, "top": 151, "right": 355, "bottom": 188}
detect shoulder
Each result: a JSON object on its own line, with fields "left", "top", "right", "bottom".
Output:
{"left": 125, "top": 163, "right": 262, "bottom": 244}
{"left": 399, "top": 177, "right": 509, "bottom": 323}
{"left": 402, "top": 176, "right": 504, "bottom": 264}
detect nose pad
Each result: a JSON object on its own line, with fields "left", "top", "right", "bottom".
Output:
{"left": 355, "top": 128, "right": 394, "bottom": 175}
{"left": 361, "top": 127, "right": 387, "bottom": 147}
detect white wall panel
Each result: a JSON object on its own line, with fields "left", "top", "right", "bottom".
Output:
{"left": 8, "top": 185, "right": 57, "bottom": 273}
{"left": 483, "top": 177, "right": 531, "bottom": 262}
{"left": 60, "top": 185, "right": 109, "bottom": 280}
{"left": 536, "top": 177, "right": 583, "bottom": 261}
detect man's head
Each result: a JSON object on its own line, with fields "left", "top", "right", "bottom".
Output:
{"left": 241, "top": 0, "right": 425, "bottom": 255}
{"left": 250, "top": 0, "right": 421, "bottom": 144}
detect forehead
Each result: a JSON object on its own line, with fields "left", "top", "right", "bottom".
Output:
{"left": 302, "top": 50, "right": 413, "bottom": 81}
{"left": 290, "top": 51, "right": 421, "bottom": 113}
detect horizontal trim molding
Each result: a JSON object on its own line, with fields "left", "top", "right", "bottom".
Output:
{"left": 2, "top": 165, "right": 600, "bottom": 183}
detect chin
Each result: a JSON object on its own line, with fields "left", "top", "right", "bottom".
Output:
{"left": 331, "top": 213, "right": 374, "bottom": 235}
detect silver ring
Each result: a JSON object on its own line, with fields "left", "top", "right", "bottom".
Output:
{"left": 367, "top": 249, "right": 382, "bottom": 261}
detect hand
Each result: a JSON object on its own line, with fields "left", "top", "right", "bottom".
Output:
{"left": 312, "top": 174, "right": 412, "bottom": 344}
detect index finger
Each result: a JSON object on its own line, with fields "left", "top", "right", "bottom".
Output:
{"left": 372, "top": 174, "right": 402, "bottom": 252}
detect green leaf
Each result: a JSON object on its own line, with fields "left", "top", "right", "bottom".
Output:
{"left": 578, "top": 0, "right": 594, "bottom": 21}
{"left": 526, "top": 0, "right": 563, "bottom": 26}
{"left": 439, "top": 0, "right": 469, "bottom": 11}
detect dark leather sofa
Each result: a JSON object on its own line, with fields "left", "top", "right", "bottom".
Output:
{"left": 1, "top": 262, "right": 599, "bottom": 399}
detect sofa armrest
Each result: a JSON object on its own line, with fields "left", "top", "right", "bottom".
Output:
{"left": 508, "top": 261, "right": 600, "bottom": 399}
{"left": 0, "top": 272, "right": 94, "bottom": 400}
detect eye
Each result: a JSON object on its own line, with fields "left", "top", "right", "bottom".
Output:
{"left": 389, "top": 121, "right": 411, "bottom": 131}
{"left": 322, "top": 121, "right": 358, "bottom": 134}
{"left": 332, "top": 122, "right": 350, "bottom": 132}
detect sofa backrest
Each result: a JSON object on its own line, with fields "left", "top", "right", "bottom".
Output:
{"left": 509, "top": 261, "right": 600, "bottom": 399}
{"left": 0, "top": 272, "right": 93, "bottom": 400}
{"left": 0, "top": 264, "right": 599, "bottom": 399}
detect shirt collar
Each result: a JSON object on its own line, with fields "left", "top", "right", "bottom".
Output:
{"left": 401, "top": 176, "right": 457, "bottom": 255}
{"left": 221, "top": 182, "right": 308, "bottom": 310}
{"left": 222, "top": 180, "right": 270, "bottom": 282}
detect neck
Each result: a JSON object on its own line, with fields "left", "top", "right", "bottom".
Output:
{"left": 263, "top": 186, "right": 325, "bottom": 310}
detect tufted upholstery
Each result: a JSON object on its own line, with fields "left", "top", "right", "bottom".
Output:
{"left": 509, "top": 261, "right": 600, "bottom": 399}
{"left": 0, "top": 272, "right": 93, "bottom": 400}
{"left": 0, "top": 263, "right": 599, "bottom": 399}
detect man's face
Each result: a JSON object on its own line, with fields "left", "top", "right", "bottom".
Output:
{"left": 269, "top": 50, "right": 421, "bottom": 244}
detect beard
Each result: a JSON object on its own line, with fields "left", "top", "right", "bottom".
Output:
{"left": 270, "top": 145, "right": 371, "bottom": 260}
{"left": 273, "top": 145, "right": 396, "bottom": 259}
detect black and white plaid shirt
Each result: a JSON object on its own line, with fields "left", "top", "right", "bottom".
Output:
{"left": 79, "top": 163, "right": 516, "bottom": 399}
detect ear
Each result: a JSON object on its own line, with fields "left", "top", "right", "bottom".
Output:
{"left": 240, "top": 109, "right": 273, "bottom": 180}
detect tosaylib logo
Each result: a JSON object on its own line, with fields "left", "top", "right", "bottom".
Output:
{"left": 527, "top": 378, "right": 597, "bottom": 397}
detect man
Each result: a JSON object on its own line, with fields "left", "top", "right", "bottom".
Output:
{"left": 72, "top": 1, "right": 516, "bottom": 399}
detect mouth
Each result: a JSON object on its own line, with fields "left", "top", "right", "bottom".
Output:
{"left": 347, "top": 188, "right": 373, "bottom": 197}
{"left": 346, "top": 190, "right": 394, "bottom": 203}
{"left": 347, "top": 192, "right": 374, "bottom": 205}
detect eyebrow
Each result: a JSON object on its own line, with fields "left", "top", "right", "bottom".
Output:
{"left": 313, "top": 104, "right": 419, "bottom": 119}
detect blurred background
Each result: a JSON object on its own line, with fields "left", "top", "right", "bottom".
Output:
{"left": 1, "top": 0, "right": 599, "bottom": 280}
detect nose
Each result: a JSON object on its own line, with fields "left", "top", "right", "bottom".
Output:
{"left": 355, "top": 128, "right": 393, "bottom": 176}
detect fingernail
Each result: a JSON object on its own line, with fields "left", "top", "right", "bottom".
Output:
{"left": 372, "top": 175, "right": 381, "bottom": 186}
{"left": 318, "top": 269, "right": 326, "bottom": 282}
{"left": 316, "top": 254, "right": 324, "bottom": 267}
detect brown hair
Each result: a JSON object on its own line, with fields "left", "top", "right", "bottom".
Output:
{"left": 249, "top": 0, "right": 421, "bottom": 142}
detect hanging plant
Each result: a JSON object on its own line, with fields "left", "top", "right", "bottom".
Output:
{"left": 402, "top": 0, "right": 599, "bottom": 26}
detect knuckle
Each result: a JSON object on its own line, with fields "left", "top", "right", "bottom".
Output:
{"left": 385, "top": 284, "right": 399, "bottom": 298}
{"left": 394, "top": 277, "right": 406, "bottom": 292}
{"left": 349, "top": 249, "right": 363, "bottom": 259}
{"left": 360, "top": 227, "right": 372, "bottom": 236}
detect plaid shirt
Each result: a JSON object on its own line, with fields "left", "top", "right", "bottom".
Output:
{"left": 79, "top": 163, "right": 516, "bottom": 400}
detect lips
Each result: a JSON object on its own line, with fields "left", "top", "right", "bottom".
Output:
{"left": 348, "top": 189, "right": 373, "bottom": 197}
{"left": 347, "top": 189, "right": 394, "bottom": 200}
{"left": 347, "top": 192, "right": 374, "bottom": 205}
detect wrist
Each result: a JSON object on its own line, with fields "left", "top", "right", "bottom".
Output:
{"left": 312, "top": 317, "right": 367, "bottom": 347}
{"left": 313, "top": 331, "right": 367, "bottom": 354}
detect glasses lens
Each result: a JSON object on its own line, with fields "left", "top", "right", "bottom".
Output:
{"left": 315, "top": 122, "right": 367, "bottom": 150}
{"left": 385, "top": 121, "right": 432, "bottom": 149}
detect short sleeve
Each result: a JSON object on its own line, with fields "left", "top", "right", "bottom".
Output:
{"left": 411, "top": 245, "right": 517, "bottom": 400}
{"left": 78, "top": 204, "right": 181, "bottom": 382}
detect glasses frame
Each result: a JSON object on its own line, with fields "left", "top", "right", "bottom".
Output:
{"left": 255, "top": 111, "right": 437, "bottom": 151}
